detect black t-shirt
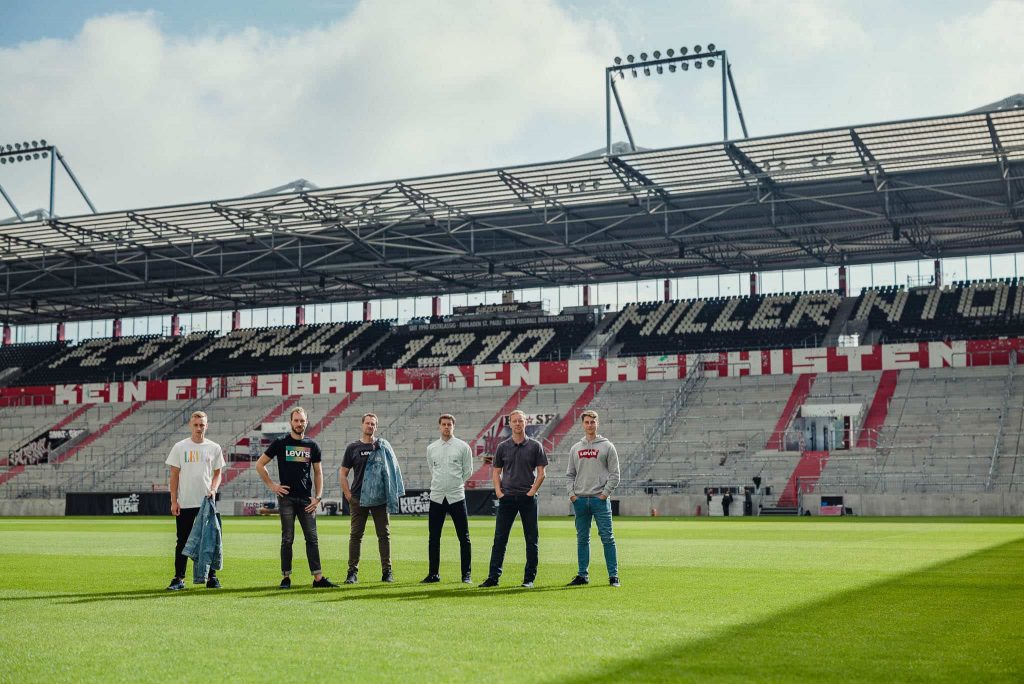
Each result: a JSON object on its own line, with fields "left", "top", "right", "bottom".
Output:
{"left": 265, "top": 435, "right": 322, "bottom": 499}
{"left": 493, "top": 437, "right": 548, "bottom": 496}
{"left": 342, "top": 440, "right": 377, "bottom": 499}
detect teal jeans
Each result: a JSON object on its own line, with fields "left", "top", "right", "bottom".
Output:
{"left": 573, "top": 496, "right": 618, "bottom": 578}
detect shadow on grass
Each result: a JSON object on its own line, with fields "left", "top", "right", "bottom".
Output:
{"left": 1, "top": 578, "right": 584, "bottom": 605}
{"left": 560, "top": 538, "right": 1024, "bottom": 683}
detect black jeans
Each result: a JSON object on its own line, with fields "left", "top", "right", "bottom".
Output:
{"left": 487, "top": 494, "right": 538, "bottom": 582}
{"left": 174, "top": 506, "right": 217, "bottom": 579}
{"left": 279, "top": 495, "right": 321, "bottom": 576}
{"left": 428, "top": 497, "right": 471, "bottom": 576}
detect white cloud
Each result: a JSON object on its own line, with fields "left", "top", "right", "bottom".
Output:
{"left": 0, "top": 1, "right": 620, "bottom": 214}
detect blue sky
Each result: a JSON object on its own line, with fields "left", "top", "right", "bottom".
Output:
{"left": 0, "top": 0, "right": 1021, "bottom": 216}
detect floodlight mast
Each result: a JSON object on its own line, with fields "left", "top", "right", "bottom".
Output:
{"left": 604, "top": 44, "right": 750, "bottom": 155}
{"left": 0, "top": 140, "right": 97, "bottom": 220}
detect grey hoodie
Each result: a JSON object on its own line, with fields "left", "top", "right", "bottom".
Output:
{"left": 566, "top": 434, "right": 620, "bottom": 498}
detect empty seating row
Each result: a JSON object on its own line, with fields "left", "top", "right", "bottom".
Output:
{"left": 609, "top": 292, "right": 842, "bottom": 356}
{"left": 853, "top": 278, "right": 1024, "bottom": 343}
{"left": 355, "top": 315, "right": 595, "bottom": 369}
{"left": 170, "top": 321, "right": 391, "bottom": 378}
{"left": 16, "top": 333, "right": 215, "bottom": 386}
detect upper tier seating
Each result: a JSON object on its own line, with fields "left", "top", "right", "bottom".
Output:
{"left": 852, "top": 278, "right": 1024, "bottom": 343}
{"left": 169, "top": 321, "right": 391, "bottom": 378}
{"left": 13, "top": 334, "right": 215, "bottom": 386}
{"left": 355, "top": 315, "right": 595, "bottom": 369}
{"left": 609, "top": 291, "right": 842, "bottom": 356}
{"left": 0, "top": 341, "right": 67, "bottom": 379}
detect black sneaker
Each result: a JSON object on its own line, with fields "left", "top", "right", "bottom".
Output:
{"left": 279, "top": 576, "right": 291, "bottom": 589}
{"left": 312, "top": 576, "right": 338, "bottom": 588}
{"left": 521, "top": 580, "right": 534, "bottom": 588}
{"left": 462, "top": 572, "right": 472, "bottom": 584}
{"left": 567, "top": 575, "right": 589, "bottom": 586}
{"left": 609, "top": 576, "right": 621, "bottom": 587}
{"left": 344, "top": 570, "right": 358, "bottom": 584}
{"left": 420, "top": 574, "right": 440, "bottom": 584}
{"left": 381, "top": 570, "right": 394, "bottom": 583}
{"left": 166, "top": 577, "right": 185, "bottom": 591}
{"left": 206, "top": 576, "right": 222, "bottom": 589}
{"left": 478, "top": 577, "right": 499, "bottom": 588}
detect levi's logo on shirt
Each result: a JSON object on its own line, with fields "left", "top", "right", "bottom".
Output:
{"left": 578, "top": 448, "right": 599, "bottom": 459}
{"left": 285, "top": 445, "right": 312, "bottom": 463}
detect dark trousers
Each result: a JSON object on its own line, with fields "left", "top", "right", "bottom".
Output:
{"left": 174, "top": 506, "right": 217, "bottom": 579}
{"left": 348, "top": 497, "right": 391, "bottom": 572}
{"left": 428, "top": 497, "right": 471, "bottom": 576}
{"left": 487, "top": 494, "right": 539, "bottom": 582}
{"left": 278, "top": 495, "right": 321, "bottom": 576}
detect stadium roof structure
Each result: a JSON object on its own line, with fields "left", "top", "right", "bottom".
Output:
{"left": 1, "top": 106, "right": 1023, "bottom": 324}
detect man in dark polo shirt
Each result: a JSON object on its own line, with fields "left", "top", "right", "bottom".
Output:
{"left": 255, "top": 406, "right": 337, "bottom": 589}
{"left": 479, "top": 409, "right": 548, "bottom": 588}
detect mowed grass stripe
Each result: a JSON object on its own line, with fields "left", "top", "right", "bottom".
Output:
{"left": 1, "top": 517, "right": 1022, "bottom": 683}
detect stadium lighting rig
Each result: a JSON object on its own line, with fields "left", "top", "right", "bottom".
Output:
{"left": 0, "top": 138, "right": 97, "bottom": 221}
{"left": 605, "top": 43, "right": 749, "bottom": 154}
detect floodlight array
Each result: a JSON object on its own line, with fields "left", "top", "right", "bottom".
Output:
{"left": 0, "top": 139, "right": 50, "bottom": 165}
{"left": 610, "top": 43, "right": 719, "bottom": 79}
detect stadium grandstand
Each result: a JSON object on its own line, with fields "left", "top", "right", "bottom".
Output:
{"left": 2, "top": 101, "right": 1024, "bottom": 517}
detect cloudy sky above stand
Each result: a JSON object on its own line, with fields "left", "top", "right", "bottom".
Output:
{"left": 0, "top": 0, "right": 1021, "bottom": 218}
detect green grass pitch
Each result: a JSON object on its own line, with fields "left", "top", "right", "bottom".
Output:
{"left": 1, "top": 516, "right": 1022, "bottom": 682}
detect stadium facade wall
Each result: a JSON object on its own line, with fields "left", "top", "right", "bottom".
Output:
{"left": 1, "top": 338, "right": 1020, "bottom": 407}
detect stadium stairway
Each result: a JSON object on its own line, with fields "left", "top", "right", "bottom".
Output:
{"left": 856, "top": 370, "right": 900, "bottom": 447}
{"left": 776, "top": 450, "right": 831, "bottom": 508}
{"left": 220, "top": 394, "right": 302, "bottom": 488}
{"left": 307, "top": 392, "right": 361, "bottom": 439}
{"left": 466, "top": 384, "right": 534, "bottom": 488}
{"left": 766, "top": 374, "right": 816, "bottom": 450}
{"left": 0, "top": 404, "right": 97, "bottom": 486}
{"left": 544, "top": 381, "right": 605, "bottom": 451}
{"left": 41, "top": 402, "right": 145, "bottom": 476}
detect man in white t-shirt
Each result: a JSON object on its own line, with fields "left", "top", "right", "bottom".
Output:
{"left": 165, "top": 410, "right": 226, "bottom": 590}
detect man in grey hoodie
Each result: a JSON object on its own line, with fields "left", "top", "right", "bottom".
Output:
{"left": 566, "top": 409, "right": 620, "bottom": 587}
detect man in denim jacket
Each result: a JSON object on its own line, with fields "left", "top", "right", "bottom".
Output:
{"left": 340, "top": 413, "right": 404, "bottom": 584}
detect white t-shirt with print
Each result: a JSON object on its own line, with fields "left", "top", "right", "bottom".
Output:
{"left": 165, "top": 437, "right": 226, "bottom": 508}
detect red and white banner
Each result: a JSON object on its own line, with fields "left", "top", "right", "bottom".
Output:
{"left": 1, "top": 338, "right": 1021, "bottom": 407}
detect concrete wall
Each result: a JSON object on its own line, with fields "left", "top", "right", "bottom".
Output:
{"left": 2, "top": 493, "right": 1021, "bottom": 517}
{"left": 0, "top": 499, "right": 64, "bottom": 516}
{"left": 800, "top": 492, "right": 1024, "bottom": 516}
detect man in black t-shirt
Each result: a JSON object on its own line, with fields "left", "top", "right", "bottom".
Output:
{"left": 340, "top": 412, "right": 395, "bottom": 584}
{"left": 255, "top": 407, "right": 337, "bottom": 589}
{"left": 479, "top": 409, "right": 548, "bottom": 589}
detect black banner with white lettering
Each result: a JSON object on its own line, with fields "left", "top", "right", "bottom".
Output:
{"left": 65, "top": 492, "right": 172, "bottom": 516}
{"left": 341, "top": 489, "right": 497, "bottom": 516}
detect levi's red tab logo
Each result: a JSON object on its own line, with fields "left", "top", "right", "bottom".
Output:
{"left": 578, "top": 449, "right": 599, "bottom": 459}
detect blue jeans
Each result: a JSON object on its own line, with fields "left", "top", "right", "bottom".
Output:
{"left": 573, "top": 496, "right": 617, "bottom": 578}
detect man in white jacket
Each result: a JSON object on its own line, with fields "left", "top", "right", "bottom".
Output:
{"left": 565, "top": 410, "right": 620, "bottom": 587}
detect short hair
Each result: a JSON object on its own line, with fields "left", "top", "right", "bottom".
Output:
{"left": 190, "top": 411, "right": 208, "bottom": 422}
{"left": 362, "top": 413, "right": 378, "bottom": 423}
{"left": 290, "top": 407, "right": 307, "bottom": 420}
{"left": 580, "top": 410, "right": 599, "bottom": 422}
{"left": 438, "top": 414, "right": 455, "bottom": 425}
{"left": 509, "top": 409, "right": 526, "bottom": 420}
